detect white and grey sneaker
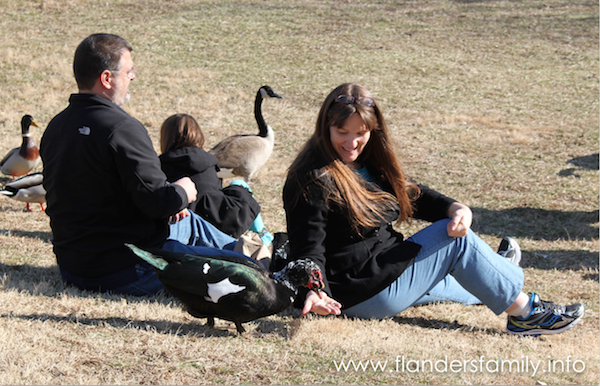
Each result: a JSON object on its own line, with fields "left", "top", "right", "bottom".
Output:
{"left": 507, "top": 292, "right": 585, "bottom": 336}
{"left": 497, "top": 236, "right": 521, "bottom": 266}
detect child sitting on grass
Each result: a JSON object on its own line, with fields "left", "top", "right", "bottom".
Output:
{"left": 159, "top": 113, "right": 273, "bottom": 245}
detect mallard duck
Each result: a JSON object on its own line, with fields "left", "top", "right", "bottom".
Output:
{"left": 126, "top": 243, "right": 323, "bottom": 333}
{"left": 0, "top": 115, "right": 41, "bottom": 178}
{"left": 209, "top": 86, "right": 283, "bottom": 181}
{"left": 0, "top": 172, "right": 46, "bottom": 211}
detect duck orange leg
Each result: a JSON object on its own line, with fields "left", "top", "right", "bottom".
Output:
{"left": 25, "top": 203, "right": 45, "bottom": 212}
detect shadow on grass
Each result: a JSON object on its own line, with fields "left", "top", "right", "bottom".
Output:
{"left": 0, "top": 262, "right": 177, "bottom": 306}
{"left": 582, "top": 271, "right": 599, "bottom": 282}
{"left": 392, "top": 315, "right": 504, "bottom": 336}
{"left": 471, "top": 207, "right": 598, "bottom": 270}
{"left": 471, "top": 207, "right": 598, "bottom": 242}
{"left": 558, "top": 153, "right": 599, "bottom": 178}
{"left": 0, "top": 262, "right": 293, "bottom": 338}
{"left": 1, "top": 312, "right": 240, "bottom": 337}
{"left": 519, "top": 249, "right": 598, "bottom": 271}
{"left": 472, "top": 153, "right": 598, "bottom": 244}
{"left": 0, "top": 228, "right": 52, "bottom": 242}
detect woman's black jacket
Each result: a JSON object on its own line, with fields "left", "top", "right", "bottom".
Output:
{"left": 283, "top": 163, "right": 456, "bottom": 309}
{"left": 160, "top": 146, "right": 260, "bottom": 238}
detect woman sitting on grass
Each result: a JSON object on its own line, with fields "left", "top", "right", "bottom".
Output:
{"left": 283, "top": 83, "right": 584, "bottom": 336}
{"left": 159, "top": 113, "right": 272, "bottom": 245}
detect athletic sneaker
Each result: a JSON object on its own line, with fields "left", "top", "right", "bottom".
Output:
{"left": 507, "top": 292, "right": 585, "bottom": 336}
{"left": 497, "top": 236, "right": 521, "bottom": 266}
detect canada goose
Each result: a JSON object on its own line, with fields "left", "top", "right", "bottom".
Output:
{"left": 0, "top": 172, "right": 46, "bottom": 211}
{"left": 0, "top": 115, "right": 41, "bottom": 178}
{"left": 209, "top": 86, "right": 283, "bottom": 181}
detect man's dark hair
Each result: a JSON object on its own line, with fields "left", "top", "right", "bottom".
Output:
{"left": 73, "top": 33, "right": 133, "bottom": 90}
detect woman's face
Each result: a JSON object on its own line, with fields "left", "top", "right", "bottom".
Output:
{"left": 329, "top": 113, "right": 371, "bottom": 168}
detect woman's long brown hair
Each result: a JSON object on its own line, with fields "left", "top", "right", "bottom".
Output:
{"left": 287, "top": 83, "right": 419, "bottom": 231}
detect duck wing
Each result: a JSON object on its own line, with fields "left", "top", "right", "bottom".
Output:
{"left": 174, "top": 259, "right": 267, "bottom": 299}
{"left": 11, "top": 185, "right": 46, "bottom": 203}
{"left": 4, "top": 173, "right": 43, "bottom": 190}
{"left": 0, "top": 148, "right": 40, "bottom": 177}
{"left": 127, "top": 245, "right": 290, "bottom": 329}
{"left": 165, "top": 256, "right": 290, "bottom": 328}
{"left": 0, "top": 148, "right": 18, "bottom": 168}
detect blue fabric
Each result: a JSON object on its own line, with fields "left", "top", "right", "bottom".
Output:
{"left": 109, "top": 262, "right": 165, "bottom": 296}
{"left": 354, "top": 165, "right": 375, "bottom": 183}
{"left": 229, "top": 179, "right": 274, "bottom": 246}
{"left": 167, "top": 210, "right": 237, "bottom": 250}
{"left": 161, "top": 239, "right": 255, "bottom": 263}
{"left": 107, "top": 238, "right": 254, "bottom": 296}
{"left": 412, "top": 275, "right": 482, "bottom": 306}
{"left": 229, "top": 179, "right": 252, "bottom": 191}
{"left": 62, "top": 211, "right": 241, "bottom": 296}
{"left": 343, "top": 219, "right": 524, "bottom": 319}
{"left": 352, "top": 166, "right": 479, "bottom": 306}
{"left": 60, "top": 262, "right": 165, "bottom": 296}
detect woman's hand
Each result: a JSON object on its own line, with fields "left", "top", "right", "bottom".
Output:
{"left": 301, "top": 290, "right": 342, "bottom": 316}
{"left": 446, "top": 202, "right": 472, "bottom": 237}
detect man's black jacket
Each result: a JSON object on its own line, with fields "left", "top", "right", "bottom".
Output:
{"left": 41, "top": 94, "right": 188, "bottom": 279}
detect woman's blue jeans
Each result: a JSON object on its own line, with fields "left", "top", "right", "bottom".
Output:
{"left": 111, "top": 211, "right": 239, "bottom": 296}
{"left": 343, "top": 219, "right": 524, "bottom": 319}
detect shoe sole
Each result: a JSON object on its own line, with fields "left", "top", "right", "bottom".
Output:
{"left": 506, "top": 307, "right": 585, "bottom": 336}
{"left": 508, "top": 238, "right": 522, "bottom": 266}
{"left": 499, "top": 237, "right": 521, "bottom": 266}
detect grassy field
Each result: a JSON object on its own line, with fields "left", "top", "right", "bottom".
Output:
{"left": 0, "top": 0, "right": 598, "bottom": 384}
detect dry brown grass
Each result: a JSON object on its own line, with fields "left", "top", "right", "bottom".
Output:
{"left": 0, "top": 0, "right": 598, "bottom": 384}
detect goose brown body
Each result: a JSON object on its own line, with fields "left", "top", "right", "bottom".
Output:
{"left": 210, "top": 86, "right": 282, "bottom": 181}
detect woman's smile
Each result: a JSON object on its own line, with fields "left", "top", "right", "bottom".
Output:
{"left": 329, "top": 113, "right": 371, "bottom": 168}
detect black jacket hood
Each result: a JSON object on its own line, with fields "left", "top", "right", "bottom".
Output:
{"left": 159, "top": 147, "right": 218, "bottom": 175}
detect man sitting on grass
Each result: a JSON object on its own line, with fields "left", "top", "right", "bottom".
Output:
{"left": 41, "top": 33, "right": 241, "bottom": 296}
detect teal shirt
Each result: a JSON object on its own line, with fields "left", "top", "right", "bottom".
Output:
{"left": 355, "top": 165, "right": 375, "bottom": 183}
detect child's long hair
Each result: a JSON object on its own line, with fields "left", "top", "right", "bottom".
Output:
{"left": 160, "top": 113, "right": 205, "bottom": 153}
{"left": 287, "top": 83, "right": 419, "bottom": 231}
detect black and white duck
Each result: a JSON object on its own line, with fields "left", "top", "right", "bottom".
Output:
{"left": 0, "top": 172, "right": 46, "bottom": 211}
{"left": 0, "top": 115, "right": 41, "bottom": 178}
{"left": 209, "top": 86, "right": 283, "bottom": 182}
{"left": 126, "top": 243, "right": 323, "bottom": 333}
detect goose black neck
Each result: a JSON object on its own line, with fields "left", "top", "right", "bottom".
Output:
{"left": 254, "top": 89, "right": 268, "bottom": 137}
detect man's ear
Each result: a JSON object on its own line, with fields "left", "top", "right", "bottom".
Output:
{"left": 99, "top": 69, "right": 113, "bottom": 89}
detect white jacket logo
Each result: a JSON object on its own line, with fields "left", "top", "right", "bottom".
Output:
{"left": 78, "top": 126, "right": 91, "bottom": 135}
